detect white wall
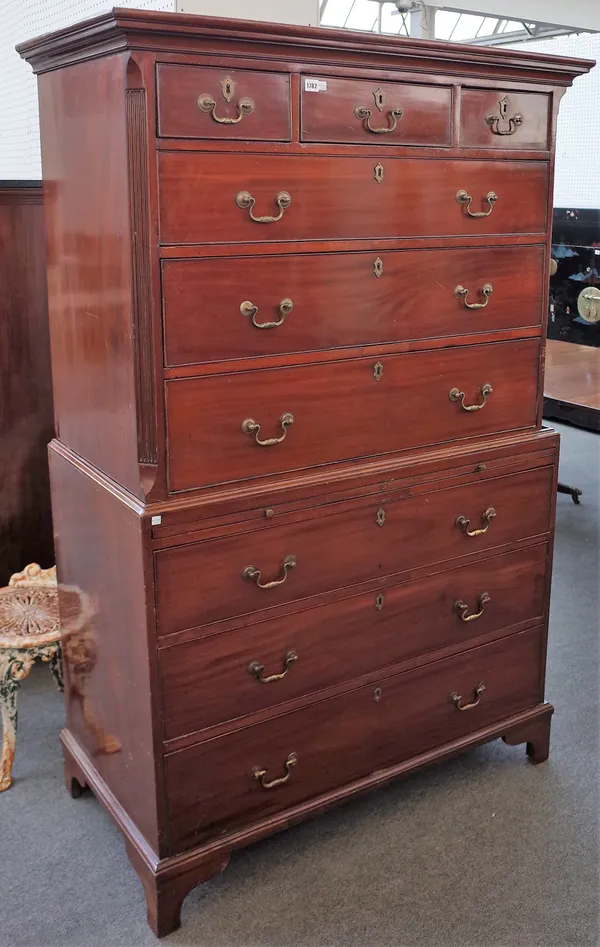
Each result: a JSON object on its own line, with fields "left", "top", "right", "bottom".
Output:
{"left": 175, "top": 0, "right": 319, "bottom": 25}
{"left": 505, "top": 32, "right": 600, "bottom": 208}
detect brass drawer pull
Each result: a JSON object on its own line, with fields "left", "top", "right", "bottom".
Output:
{"left": 451, "top": 682, "right": 486, "bottom": 711}
{"left": 449, "top": 383, "right": 493, "bottom": 412}
{"left": 236, "top": 190, "right": 291, "bottom": 223}
{"left": 454, "top": 283, "right": 493, "bottom": 310}
{"left": 197, "top": 93, "right": 254, "bottom": 125}
{"left": 354, "top": 105, "right": 403, "bottom": 135}
{"left": 454, "top": 592, "right": 491, "bottom": 622}
{"left": 240, "top": 298, "right": 293, "bottom": 329}
{"left": 486, "top": 96, "right": 523, "bottom": 136}
{"left": 243, "top": 554, "right": 297, "bottom": 589}
{"left": 253, "top": 752, "right": 298, "bottom": 789}
{"left": 248, "top": 650, "right": 298, "bottom": 683}
{"left": 456, "top": 189, "right": 498, "bottom": 218}
{"left": 456, "top": 507, "right": 496, "bottom": 537}
{"left": 242, "top": 412, "right": 294, "bottom": 446}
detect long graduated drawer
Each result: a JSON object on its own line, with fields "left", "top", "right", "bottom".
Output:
{"left": 159, "top": 154, "right": 548, "bottom": 244}
{"left": 166, "top": 339, "right": 540, "bottom": 491}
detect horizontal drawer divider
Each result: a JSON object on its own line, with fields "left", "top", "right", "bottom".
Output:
{"left": 151, "top": 449, "right": 557, "bottom": 547}
{"left": 159, "top": 234, "right": 548, "bottom": 258}
{"left": 156, "top": 139, "right": 551, "bottom": 161}
{"left": 155, "top": 534, "right": 550, "bottom": 647}
{"left": 162, "top": 617, "right": 546, "bottom": 752}
{"left": 162, "top": 327, "right": 543, "bottom": 379}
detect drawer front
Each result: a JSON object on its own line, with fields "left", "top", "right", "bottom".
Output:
{"left": 301, "top": 76, "right": 452, "bottom": 146}
{"left": 460, "top": 90, "right": 550, "bottom": 151}
{"left": 160, "top": 544, "right": 548, "bottom": 739}
{"left": 155, "top": 464, "right": 554, "bottom": 634}
{"left": 158, "top": 154, "right": 549, "bottom": 244}
{"left": 156, "top": 65, "right": 291, "bottom": 140}
{"left": 162, "top": 245, "right": 545, "bottom": 367}
{"left": 165, "top": 626, "right": 544, "bottom": 851}
{"left": 166, "top": 339, "right": 540, "bottom": 491}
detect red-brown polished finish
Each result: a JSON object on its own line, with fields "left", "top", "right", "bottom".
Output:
{"left": 165, "top": 626, "right": 544, "bottom": 852}
{"left": 157, "top": 64, "right": 292, "bottom": 140}
{"left": 160, "top": 542, "right": 548, "bottom": 739}
{"left": 0, "top": 182, "right": 54, "bottom": 583}
{"left": 19, "top": 9, "right": 591, "bottom": 937}
{"left": 156, "top": 462, "right": 554, "bottom": 633}
{"left": 166, "top": 339, "right": 541, "bottom": 491}
{"left": 159, "top": 153, "right": 549, "bottom": 245}
{"left": 300, "top": 76, "right": 452, "bottom": 145}
{"left": 162, "top": 244, "right": 545, "bottom": 366}
{"left": 459, "top": 89, "right": 550, "bottom": 151}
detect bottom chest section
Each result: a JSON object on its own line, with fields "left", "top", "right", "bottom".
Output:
{"left": 164, "top": 626, "right": 544, "bottom": 854}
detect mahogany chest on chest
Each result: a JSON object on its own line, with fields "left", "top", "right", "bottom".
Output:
{"left": 18, "top": 11, "right": 592, "bottom": 937}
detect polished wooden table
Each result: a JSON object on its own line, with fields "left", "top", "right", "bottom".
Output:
{"left": 544, "top": 339, "right": 600, "bottom": 502}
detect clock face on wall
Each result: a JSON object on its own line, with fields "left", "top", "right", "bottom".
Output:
{"left": 549, "top": 208, "right": 600, "bottom": 347}
{"left": 577, "top": 286, "right": 600, "bottom": 323}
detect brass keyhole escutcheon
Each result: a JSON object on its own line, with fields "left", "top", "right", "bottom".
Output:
{"left": 374, "top": 162, "right": 384, "bottom": 183}
{"left": 220, "top": 76, "right": 235, "bottom": 102}
{"left": 375, "top": 593, "right": 384, "bottom": 610}
{"left": 374, "top": 88, "right": 386, "bottom": 111}
{"left": 376, "top": 508, "right": 386, "bottom": 527}
{"left": 373, "top": 687, "right": 382, "bottom": 703}
{"left": 373, "top": 257, "right": 384, "bottom": 278}
{"left": 373, "top": 361, "right": 384, "bottom": 382}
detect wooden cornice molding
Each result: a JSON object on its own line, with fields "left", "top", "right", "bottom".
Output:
{"left": 17, "top": 7, "right": 594, "bottom": 84}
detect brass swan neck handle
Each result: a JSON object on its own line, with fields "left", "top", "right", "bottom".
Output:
{"left": 240, "top": 298, "right": 293, "bottom": 329}
{"left": 354, "top": 104, "right": 403, "bottom": 134}
{"left": 454, "top": 283, "right": 493, "bottom": 310}
{"left": 449, "top": 383, "right": 493, "bottom": 412}
{"left": 241, "top": 412, "right": 294, "bottom": 446}
{"left": 242, "top": 554, "right": 297, "bottom": 589}
{"left": 197, "top": 93, "right": 254, "bottom": 124}
{"left": 456, "top": 508, "right": 496, "bottom": 537}
{"left": 236, "top": 190, "right": 291, "bottom": 223}
{"left": 454, "top": 592, "right": 491, "bottom": 622}
{"left": 456, "top": 189, "right": 498, "bottom": 218}
{"left": 451, "top": 683, "right": 486, "bottom": 711}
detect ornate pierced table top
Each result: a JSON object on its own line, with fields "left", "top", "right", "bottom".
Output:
{"left": 0, "top": 563, "right": 91, "bottom": 650}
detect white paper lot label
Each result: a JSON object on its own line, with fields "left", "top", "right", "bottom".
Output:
{"left": 304, "top": 78, "right": 327, "bottom": 92}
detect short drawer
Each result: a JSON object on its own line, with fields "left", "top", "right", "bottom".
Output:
{"left": 155, "top": 463, "right": 554, "bottom": 634}
{"left": 160, "top": 543, "right": 548, "bottom": 740}
{"left": 165, "top": 626, "right": 544, "bottom": 851}
{"left": 156, "top": 64, "right": 291, "bottom": 140}
{"left": 300, "top": 75, "right": 451, "bottom": 146}
{"left": 166, "top": 339, "right": 540, "bottom": 491}
{"left": 460, "top": 90, "right": 550, "bottom": 151}
{"left": 162, "top": 245, "right": 545, "bottom": 367}
{"left": 158, "top": 153, "right": 549, "bottom": 244}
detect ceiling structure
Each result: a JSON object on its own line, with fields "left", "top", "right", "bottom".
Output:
{"left": 319, "top": 0, "right": 599, "bottom": 44}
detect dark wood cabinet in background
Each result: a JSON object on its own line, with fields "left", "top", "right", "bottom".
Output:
{"left": 18, "top": 10, "right": 592, "bottom": 938}
{"left": 0, "top": 182, "right": 54, "bottom": 584}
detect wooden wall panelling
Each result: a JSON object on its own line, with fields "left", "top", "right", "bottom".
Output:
{"left": 0, "top": 182, "right": 54, "bottom": 583}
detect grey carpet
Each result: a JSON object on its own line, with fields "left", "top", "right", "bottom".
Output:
{"left": 1, "top": 422, "right": 598, "bottom": 947}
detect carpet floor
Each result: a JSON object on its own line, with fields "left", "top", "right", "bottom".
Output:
{"left": 1, "top": 422, "right": 598, "bottom": 947}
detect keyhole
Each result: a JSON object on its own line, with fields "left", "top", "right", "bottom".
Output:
{"left": 373, "top": 88, "right": 386, "bottom": 111}
{"left": 373, "top": 687, "right": 382, "bottom": 703}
